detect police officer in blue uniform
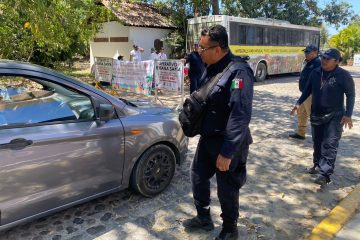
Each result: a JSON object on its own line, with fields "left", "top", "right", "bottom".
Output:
{"left": 291, "top": 48, "right": 355, "bottom": 186}
{"left": 183, "top": 25, "right": 254, "bottom": 240}
{"left": 289, "top": 44, "right": 321, "bottom": 140}
{"left": 185, "top": 42, "right": 206, "bottom": 93}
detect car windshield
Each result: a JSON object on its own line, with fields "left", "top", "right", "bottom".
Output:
{"left": 0, "top": 76, "right": 94, "bottom": 126}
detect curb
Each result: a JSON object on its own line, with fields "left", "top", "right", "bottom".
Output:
{"left": 306, "top": 182, "right": 360, "bottom": 240}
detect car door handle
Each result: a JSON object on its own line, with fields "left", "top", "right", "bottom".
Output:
{"left": 0, "top": 138, "right": 33, "bottom": 150}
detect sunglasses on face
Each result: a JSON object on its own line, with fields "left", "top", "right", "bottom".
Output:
{"left": 198, "top": 45, "right": 218, "bottom": 52}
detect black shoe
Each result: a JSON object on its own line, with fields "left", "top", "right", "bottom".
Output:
{"left": 215, "top": 227, "right": 238, "bottom": 240}
{"left": 183, "top": 215, "right": 214, "bottom": 231}
{"left": 308, "top": 165, "right": 320, "bottom": 174}
{"left": 289, "top": 133, "right": 305, "bottom": 140}
{"left": 314, "top": 174, "right": 331, "bottom": 186}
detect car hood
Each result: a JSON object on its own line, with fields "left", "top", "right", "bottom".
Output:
{"left": 124, "top": 98, "right": 174, "bottom": 115}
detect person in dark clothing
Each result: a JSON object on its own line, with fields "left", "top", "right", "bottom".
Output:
{"left": 182, "top": 25, "right": 254, "bottom": 240}
{"left": 185, "top": 42, "right": 206, "bottom": 93}
{"left": 291, "top": 48, "right": 355, "bottom": 186}
{"left": 289, "top": 44, "right": 321, "bottom": 140}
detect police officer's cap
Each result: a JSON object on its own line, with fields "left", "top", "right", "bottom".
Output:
{"left": 320, "top": 48, "right": 342, "bottom": 61}
{"left": 303, "top": 44, "right": 318, "bottom": 53}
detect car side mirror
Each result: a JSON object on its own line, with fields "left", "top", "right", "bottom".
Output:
{"left": 98, "top": 103, "right": 115, "bottom": 122}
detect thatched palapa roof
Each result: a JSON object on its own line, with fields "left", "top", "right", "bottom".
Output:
{"left": 101, "top": 0, "right": 176, "bottom": 29}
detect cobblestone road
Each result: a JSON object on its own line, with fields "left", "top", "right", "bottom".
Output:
{"left": 1, "top": 67, "right": 359, "bottom": 240}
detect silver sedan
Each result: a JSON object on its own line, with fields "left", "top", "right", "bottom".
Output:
{"left": 0, "top": 60, "right": 188, "bottom": 231}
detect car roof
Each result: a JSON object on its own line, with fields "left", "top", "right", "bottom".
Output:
{"left": 0, "top": 60, "right": 73, "bottom": 80}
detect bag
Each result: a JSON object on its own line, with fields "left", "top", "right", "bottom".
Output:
{"left": 179, "top": 60, "right": 245, "bottom": 137}
{"left": 310, "top": 112, "right": 335, "bottom": 126}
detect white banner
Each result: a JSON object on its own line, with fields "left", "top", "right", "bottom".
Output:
{"left": 94, "top": 57, "right": 113, "bottom": 82}
{"left": 154, "top": 60, "right": 184, "bottom": 92}
{"left": 354, "top": 54, "right": 360, "bottom": 67}
{"left": 112, "top": 60, "right": 154, "bottom": 96}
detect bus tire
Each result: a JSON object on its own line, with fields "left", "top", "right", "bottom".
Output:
{"left": 255, "top": 62, "right": 267, "bottom": 82}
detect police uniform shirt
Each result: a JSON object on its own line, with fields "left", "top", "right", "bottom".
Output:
{"left": 297, "top": 66, "right": 355, "bottom": 117}
{"left": 299, "top": 57, "right": 321, "bottom": 92}
{"left": 185, "top": 51, "right": 205, "bottom": 93}
{"left": 200, "top": 52, "right": 254, "bottom": 159}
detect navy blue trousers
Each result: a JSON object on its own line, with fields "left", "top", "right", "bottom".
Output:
{"left": 191, "top": 136, "right": 248, "bottom": 224}
{"left": 312, "top": 111, "right": 343, "bottom": 176}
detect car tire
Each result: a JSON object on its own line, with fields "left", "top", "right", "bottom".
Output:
{"left": 130, "top": 144, "right": 176, "bottom": 197}
{"left": 255, "top": 62, "right": 267, "bottom": 82}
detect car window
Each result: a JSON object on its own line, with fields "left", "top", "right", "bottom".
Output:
{"left": 0, "top": 76, "right": 95, "bottom": 127}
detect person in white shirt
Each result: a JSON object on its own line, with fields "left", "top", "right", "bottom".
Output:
{"left": 130, "top": 45, "right": 144, "bottom": 62}
{"left": 158, "top": 47, "right": 167, "bottom": 60}
{"left": 149, "top": 48, "right": 159, "bottom": 60}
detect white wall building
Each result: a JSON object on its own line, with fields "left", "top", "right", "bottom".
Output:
{"left": 90, "top": 1, "right": 175, "bottom": 66}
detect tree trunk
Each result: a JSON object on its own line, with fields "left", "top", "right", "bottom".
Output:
{"left": 211, "top": 0, "right": 219, "bottom": 15}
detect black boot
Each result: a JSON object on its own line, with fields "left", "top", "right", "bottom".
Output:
{"left": 314, "top": 174, "right": 331, "bottom": 187}
{"left": 308, "top": 165, "right": 320, "bottom": 174}
{"left": 215, "top": 222, "right": 238, "bottom": 240}
{"left": 183, "top": 208, "right": 214, "bottom": 231}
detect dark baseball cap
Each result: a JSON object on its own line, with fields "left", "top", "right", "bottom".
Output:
{"left": 320, "top": 48, "right": 341, "bottom": 61}
{"left": 303, "top": 44, "right": 318, "bottom": 53}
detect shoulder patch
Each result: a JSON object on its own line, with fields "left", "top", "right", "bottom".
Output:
{"left": 231, "top": 78, "right": 244, "bottom": 90}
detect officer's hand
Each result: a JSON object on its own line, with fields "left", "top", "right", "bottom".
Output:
{"left": 341, "top": 116, "right": 353, "bottom": 129}
{"left": 290, "top": 105, "right": 300, "bottom": 116}
{"left": 216, "top": 154, "right": 231, "bottom": 172}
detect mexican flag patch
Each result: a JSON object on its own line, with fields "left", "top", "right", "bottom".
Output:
{"left": 231, "top": 78, "right": 243, "bottom": 90}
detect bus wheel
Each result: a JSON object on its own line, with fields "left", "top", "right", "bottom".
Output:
{"left": 255, "top": 62, "right": 267, "bottom": 82}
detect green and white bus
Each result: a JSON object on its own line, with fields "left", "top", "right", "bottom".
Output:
{"left": 187, "top": 15, "right": 320, "bottom": 81}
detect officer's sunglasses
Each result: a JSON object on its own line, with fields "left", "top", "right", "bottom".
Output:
{"left": 198, "top": 45, "right": 219, "bottom": 52}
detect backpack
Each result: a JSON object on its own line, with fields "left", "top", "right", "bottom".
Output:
{"left": 179, "top": 59, "right": 247, "bottom": 137}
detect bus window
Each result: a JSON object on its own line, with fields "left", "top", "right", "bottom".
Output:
{"left": 293, "top": 31, "right": 304, "bottom": 46}
{"left": 239, "top": 25, "right": 246, "bottom": 44}
{"left": 255, "top": 27, "right": 263, "bottom": 45}
{"left": 271, "top": 28, "right": 279, "bottom": 45}
{"left": 285, "top": 30, "right": 292, "bottom": 46}
{"left": 279, "top": 29, "right": 285, "bottom": 45}
{"left": 304, "top": 31, "right": 310, "bottom": 45}
{"left": 229, "top": 22, "right": 238, "bottom": 44}
{"left": 264, "top": 28, "right": 270, "bottom": 45}
{"left": 246, "top": 26, "right": 255, "bottom": 45}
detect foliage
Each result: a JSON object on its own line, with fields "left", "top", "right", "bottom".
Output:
{"left": 221, "top": 0, "right": 352, "bottom": 28}
{"left": 322, "top": 0, "right": 353, "bottom": 29}
{"left": 329, "top": 24, "right": 360, "bottom": 62}
{"left": 0, "top": 0, "right": 108, "bottom": 67}
{"left": 161, "top": 0, "right": 213, "bottom": 58}
{"left": 320, "top": 25, "right": 331, "bottom": 49}
{"left": 0, "top": 0, "right": 356, "bottom": 63}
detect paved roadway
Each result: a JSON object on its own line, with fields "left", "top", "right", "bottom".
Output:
{"left": 1, "top": 67, "right": 359, "bottom": 240}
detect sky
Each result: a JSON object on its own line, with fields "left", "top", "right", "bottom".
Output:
{"left": 319, "top": 0, "right": 360, "bottom": 36}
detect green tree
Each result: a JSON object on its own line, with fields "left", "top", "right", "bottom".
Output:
{"left": 221, "top": 0, "right": 353, "bottom": 28}
{"left": 329, "top": 25, "right": 360, "bottom": 62}
{"left": 322, "top": 0, "right": 353, "bottom": 29}
{"left": 210, "top": 0, "right": 219, "bottom": 15}
{"left": 0, "top": 0, "right": 108, "bottom": 67}
{"left": 320, "top": 25, "right": 330, "bottom": 49}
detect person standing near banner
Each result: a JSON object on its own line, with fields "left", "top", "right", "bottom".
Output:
{"left": 185, "top": 42, "right": 206, "bottom": 93}
{"left": 158, "top": 47, "right": 167, "bottom": 60}
{"left": 130, "top": 44, "right": 144, "bottom": 62}
{"left": 149, "top": 48, "right": 159, "bottom": 60}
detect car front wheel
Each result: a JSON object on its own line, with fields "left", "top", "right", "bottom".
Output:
{"left": 131, "top": 144, "right": 176, "bottom": 197}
